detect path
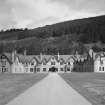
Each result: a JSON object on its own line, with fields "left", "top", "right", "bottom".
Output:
{"left": 6, "top": 73, "right": 91, "bottom": 105}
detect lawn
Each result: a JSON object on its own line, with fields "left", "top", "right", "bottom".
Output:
{"left": 0, "top": 73, "right": 47, "bottom": 105}
{"left": 60, "top": 73, "right": 105, "bottom": 105}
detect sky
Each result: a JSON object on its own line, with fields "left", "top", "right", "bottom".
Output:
{"left": 0, "top": 0, "right": 105, "bottom": 30}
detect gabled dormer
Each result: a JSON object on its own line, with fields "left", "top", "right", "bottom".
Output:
{"left": 0, "top": 55, "right": 8, "bottom": 66}
{"left": 66, "top": 56, "right": 75, "bottom": 64}
{"left": 0, "top": 53, "right": 12, "bottom": 65}
{"left": 59, "top": 58, "right": 65, "bottom": 65}
{"left": 41, "top": 58, "right": 47, "bottom": 65}
{"left": 47, "top": 55, "right": 59, "bottom": 66}
{"left": 30, "top": 57, "right": 38, "bottom": 66}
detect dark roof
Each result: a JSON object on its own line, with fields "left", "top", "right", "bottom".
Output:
{"left": 47, "top": 55, "right": 59, "bottom": 62}
{"left": 17, "top": 55, "right": 39, "bottom": 64}
{"left": 0, "top": 52, "right": 89, "bottom": 65}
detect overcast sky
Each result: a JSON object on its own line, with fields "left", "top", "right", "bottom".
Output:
{"left": 0, "top": 0, "right": 105, "bottom": 30}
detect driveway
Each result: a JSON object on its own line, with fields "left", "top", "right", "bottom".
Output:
{"left": 6, "top": 73, "right": 92, "bottom": 105}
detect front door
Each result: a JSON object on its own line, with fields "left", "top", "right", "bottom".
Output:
{"left": 49, "top": 67, "right": 58, "bottom": 72}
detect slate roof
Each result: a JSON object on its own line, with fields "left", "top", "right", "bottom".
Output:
{"left": 0, "top": 52, "right": 88, "bottom": 64}
{"left": 18, "top": 55, "right": 33, "bottom": 63}
{"left": 17, "top": 55, "right": 41, "bottom": 64}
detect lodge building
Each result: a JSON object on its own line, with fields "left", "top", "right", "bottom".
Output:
{"left": 0, "top": 51, "right": 76, "bottom": 73}
{"left": 1, "top": 49, "right": 105, "bottom": 74}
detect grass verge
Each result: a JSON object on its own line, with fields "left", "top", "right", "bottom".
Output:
{"left": 60, "top": 73, "right": 105, "bottom": 105}
{"left": 0, "top": 73, "right": 47, "bottom": 105}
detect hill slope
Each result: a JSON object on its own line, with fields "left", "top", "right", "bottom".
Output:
{"left": 0, "top": 15, "right": 105, "bottom": 54}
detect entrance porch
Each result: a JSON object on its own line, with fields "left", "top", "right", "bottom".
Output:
{"left": 49, "top": 67, "right": 58, "bottom": 72}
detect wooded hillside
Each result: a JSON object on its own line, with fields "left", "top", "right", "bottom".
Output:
{"left": 0, "top": 15, "right": 105, "bottom": 54}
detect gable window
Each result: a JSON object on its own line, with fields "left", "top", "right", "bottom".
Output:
{"left": 51, "top": 62, "right": 55, "bottom": 65}
{"left": 26, "top": 63, "right": 28, "bottom": 66}
{"left": 31, "top": 62, "right": 34, "bottom": 66}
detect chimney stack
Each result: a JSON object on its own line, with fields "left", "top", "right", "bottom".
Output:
{"left": 89, "top": 49, "right": 94, "bottom": 58}
{"left": 24, "top": 49, "right": 27, "bottom": 56}
{"left": 12, "top": 50, "right": 16, "bottom": 63}
{"left": 40, "top": 52, "right": 43, "bottom": 61}
{"left": 58, "top": 52, "right": 60, "bottom": 61}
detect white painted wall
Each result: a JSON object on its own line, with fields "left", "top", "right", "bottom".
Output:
{"left": 11, "top": 57, "right": 25, "bottom": 73}
{"left": 94, "top": 56, "right": 105, "bottom": 72}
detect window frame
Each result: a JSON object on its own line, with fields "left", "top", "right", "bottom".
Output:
{"left": 43, "top": 68, "right": 46, "bottom": 71}
{"left": 30, "top": 68, "right": 34, "bottom": 72}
